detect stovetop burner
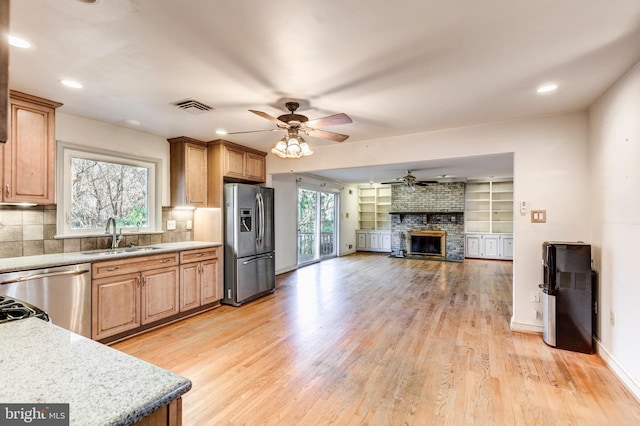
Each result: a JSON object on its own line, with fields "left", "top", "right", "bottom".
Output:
{"left": 0, "top": 294, "right": 49, "bottom": 324}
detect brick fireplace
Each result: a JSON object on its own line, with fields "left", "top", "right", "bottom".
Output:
{"left": 390, "top": 182, "right": 465, "bottom": 261}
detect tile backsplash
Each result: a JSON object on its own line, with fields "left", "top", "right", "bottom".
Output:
{"left": 0, "top": 206, "right": 194, "bottom": 259}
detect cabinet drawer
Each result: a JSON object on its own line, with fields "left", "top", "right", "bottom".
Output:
{"left": 93, "top": 253, "right": 179, "bottom": 279}
{"left": 179, "top": 247, "right": 220, "bottom": 264}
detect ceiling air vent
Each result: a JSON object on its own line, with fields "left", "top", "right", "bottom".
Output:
{"left": 172, "top": 99, "right": 214, "bottom": 114}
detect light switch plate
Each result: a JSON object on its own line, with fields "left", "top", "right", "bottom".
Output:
{"left": 167, "top": 220, "right": 177, "bottom": 230}
{"left": 531, "top": 210, "right": 546, "bottom": 223}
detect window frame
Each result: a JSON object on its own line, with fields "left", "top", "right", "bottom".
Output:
{"left": 56, "top": 141, "right": 162, "bottom": 238}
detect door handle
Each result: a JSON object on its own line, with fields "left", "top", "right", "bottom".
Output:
{"left": 0, "top": 269, "right": 90, "bottom": 285}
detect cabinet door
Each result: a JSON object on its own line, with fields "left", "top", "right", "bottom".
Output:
{"left": 369, "top": 232, "right": 381, "bottom": 250}
{"left": 201, "top": 258, "right": 221, "bottom": 305}
{"left": 92, "top": 273, "right": 140, "bottom": 340}
{"left": 381, "top": 233, "right": 392, "bottom": 252}
{"left": 185, "top": 143, "right": 207, "bottom": 206}
{"left": 141, "top": 266, "right": 179, "bottom": 325}
{"left": 356, "top": 232, "right": 368, "bottom": 250}
{"left": 180, "top": 263, "right": 201, "bottom": 312}
{"left": 465, "top": 235, "right": 482, "bottom": 257}
{"left": 501, "top": 235, "right": 514, "bottom": 259}
{"left": 222, "top": 145, "right": 246, "bottom": 179}
{"left": 3, "top": 95, "right": 57, "bottom": 204}
{"left": 244, "top": 152, "right": 266, "bottom": 182}
{"left": 483, "top": 235, "right": 500, "bottom": 258}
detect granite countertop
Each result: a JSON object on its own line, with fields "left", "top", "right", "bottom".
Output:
{"left": 0, "top": 241, "right": 222, "bottom": 274}
{"left": 0, "top": 318, "right": 191, "bottom": 425}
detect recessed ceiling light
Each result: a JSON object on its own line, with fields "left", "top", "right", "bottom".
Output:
{"left": 537, "top": 83, "right": 558, "bottom": 94}
{"left": 8, "top": 35, "right": 31, "bottom": 49}
{"left": 61, "top": 79, "right": 83, "bottom": 89}
{"left": 123, "top": 119, "right": 141, "bottom": 126}
{"left": 216, "top": 129, "right": 228, "bottom": 135}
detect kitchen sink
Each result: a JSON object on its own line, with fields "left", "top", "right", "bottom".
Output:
{"left": 81, "top": 247, "right": 161, "bottom": 256}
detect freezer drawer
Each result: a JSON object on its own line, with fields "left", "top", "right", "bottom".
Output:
{"left": 223, "top": 253, "right": 275, "bottom": 306}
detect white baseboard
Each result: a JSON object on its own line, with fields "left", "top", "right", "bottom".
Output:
{"left": 275, "top": 265, "right": 298, "bottom": 275}
{"left": 594, "top": 338, "right": 640, "bottom": 403}
{"left": 510, "top": 317, "right": 543, "bottom": 334}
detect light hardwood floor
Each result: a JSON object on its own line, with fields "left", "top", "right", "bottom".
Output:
{"left": 114, "top": 253, "right": 640, "bottom": 425}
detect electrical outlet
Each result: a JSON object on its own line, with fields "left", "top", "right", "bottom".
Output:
{"left": 530, "top": 291, "right": 540, "bottom": 303}
{"left": 166, "top": 220, "right": 176, "bottom": 230}
{"left": 186, "top": 219, "right": 193, "bottom": 230}
{"left": 535, "top": 310, "right": 542, "bottom": 320}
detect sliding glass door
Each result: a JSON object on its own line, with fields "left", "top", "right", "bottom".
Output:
{"left": 298, "top": 187, "right": 338, "bottom": 266}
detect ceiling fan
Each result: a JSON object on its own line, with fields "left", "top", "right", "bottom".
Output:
{"left": 227, "top": 101, "right": 353, "bottom": 158}
{"left": 381, "top": 170, "right": 437, "bottom": 190}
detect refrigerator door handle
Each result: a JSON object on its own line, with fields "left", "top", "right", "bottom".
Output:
{"left": 242, "top": 253, "right": 274, "bottom": 265}
{"left": 256, "top": 192, "right": 264, "bottom": 246}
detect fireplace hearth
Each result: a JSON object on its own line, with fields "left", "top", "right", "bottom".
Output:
{"left": 406, "top": 230, "right": 446, "bottom": 258}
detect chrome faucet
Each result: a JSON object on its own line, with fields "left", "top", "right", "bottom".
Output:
{"left": 105, "top": 217, "right": 123, "bottom": 249}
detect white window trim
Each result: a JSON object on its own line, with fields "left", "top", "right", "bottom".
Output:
{"left": 56, "top": 141, "right": 163, "bottom": 238}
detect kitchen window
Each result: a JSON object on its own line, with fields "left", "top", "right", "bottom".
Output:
{"left": 56, "top": 142, "right": 161, "bottom": 237}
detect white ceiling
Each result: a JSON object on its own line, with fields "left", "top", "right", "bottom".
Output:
{"left": 8, "top": 0, "right": 640, "bottom": 184}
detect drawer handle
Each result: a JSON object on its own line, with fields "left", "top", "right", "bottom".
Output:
{"left": 106, "top": 267, "right": 119, "bottom": 271}
{"left": 160, "top": 258, "right": 172, "bottom": 263}
{"left": 196, "top": 253, "right": 204, "bottom": 257}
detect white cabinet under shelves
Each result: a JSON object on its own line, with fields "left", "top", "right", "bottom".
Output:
{"left": 358, "top": 186, "right": 392, "bottom": 230}
{"left": 356, "top": 230, "right": 391, "bottom": 253}
{"left": 465, "top": 233, "right": 513, "bottom": 260}
{"left": 465, "top": 181, "right": 513, "bottom": 234}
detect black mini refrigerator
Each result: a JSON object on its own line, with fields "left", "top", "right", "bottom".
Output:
{"left": 540, "top": 242, "right": 593, "bottom": 353}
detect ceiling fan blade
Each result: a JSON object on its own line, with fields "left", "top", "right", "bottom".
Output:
{"left": 305, "top": 113, "right": 352, "bottom": 128}
{"left": 249, "top": 110, "right": 289, "bottom": 127}
{"left": 306, "top": 128, "right": 349, "bottom": 142}
{"left": 225, "top": 128, "right": 280, "bottom": 135}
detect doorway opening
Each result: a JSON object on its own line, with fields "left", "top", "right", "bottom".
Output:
{"left": 297, "top": 187, "right": 338, "bottom": 266}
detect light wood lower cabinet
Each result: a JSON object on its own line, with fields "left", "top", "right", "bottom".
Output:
{"left": 92, "top": 253, "right": 179, "bottom": 341}
{"left": 92, "top": 248, "right": 222, "bottom": 342}
{"left": 141, "top": 266, "right": 180, "bottom": 324}
{"left": 179, "top": 247, "right": 222, "bottom": 312}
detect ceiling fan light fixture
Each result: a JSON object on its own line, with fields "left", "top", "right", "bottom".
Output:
{"left": 271, "top": 133, "right": 313, "bottom": 159}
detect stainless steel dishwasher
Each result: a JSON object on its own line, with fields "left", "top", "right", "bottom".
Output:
{"left": 0, "top": 263, "right": 92, "bottom": 338}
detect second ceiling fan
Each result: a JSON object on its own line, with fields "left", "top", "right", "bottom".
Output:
{"left": 381, "top": 170, "right": 437, "bottom": 187}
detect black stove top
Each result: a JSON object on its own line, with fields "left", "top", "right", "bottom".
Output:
{"left": 0, "top": 294, "right": 49, "bottom": 324}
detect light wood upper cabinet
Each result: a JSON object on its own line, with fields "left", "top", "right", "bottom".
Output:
{"left": 168, "top": 136, "right": 208, "bottom": 207}
{"left": 218, "top": 140, "right": 266, "bottom": 182}
{"left": 1, "top": 91, "right": 62, "bottom": 204}
{"left": 206, "top": 139, "right": 267, "bottom": 207}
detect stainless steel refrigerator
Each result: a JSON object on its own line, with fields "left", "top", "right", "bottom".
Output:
{"left": 222, "top": 183, "right": 275, "bottom": 306}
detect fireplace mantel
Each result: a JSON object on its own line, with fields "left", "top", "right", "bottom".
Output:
{"left": 390, "top": 211, "right": 463, "bottom": 222}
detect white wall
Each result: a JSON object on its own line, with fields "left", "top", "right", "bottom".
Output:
{"left": 589, "top": 60, "right": 640, "bottom": 398}
{"left": 55, "top": 113, "right": 171, "bottom": 205}
{"left": 267, "top": 111, "right": 591, "bottom": 332}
